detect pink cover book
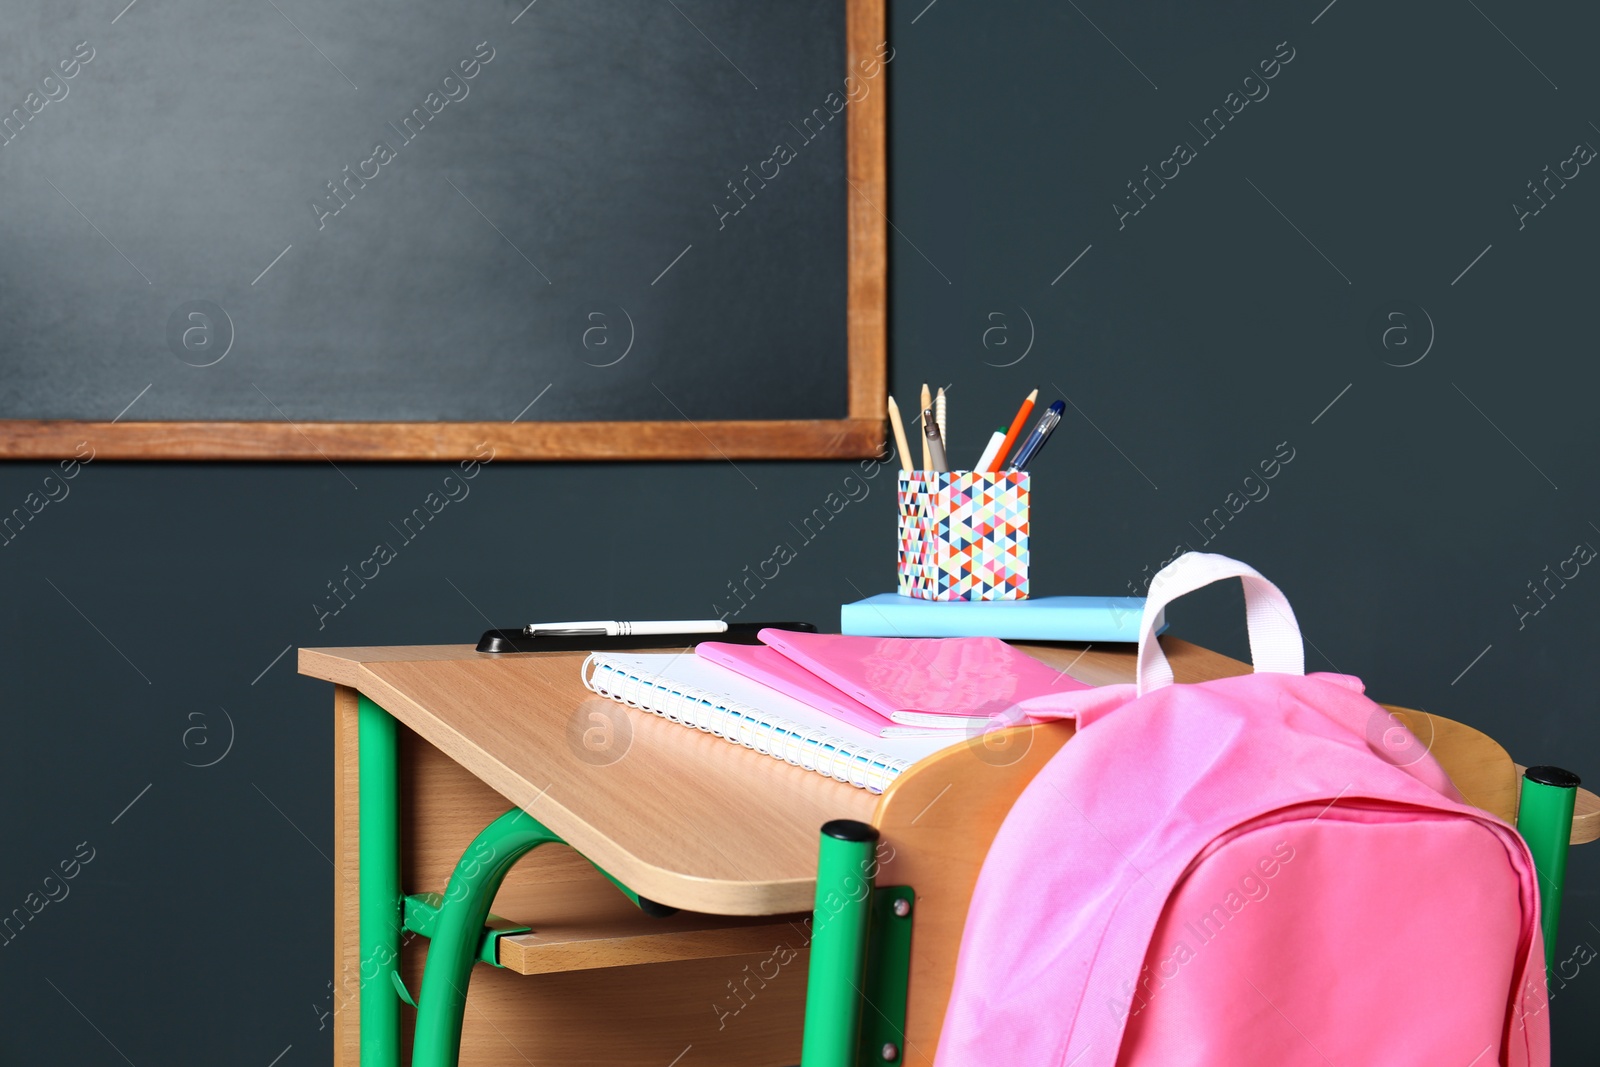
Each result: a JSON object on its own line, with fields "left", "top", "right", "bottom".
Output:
{"left": 756, "top": 629, "right": 1090, "bottom": 726}
{"left": 695, "top": 642, "right": 927, "bottom": 737}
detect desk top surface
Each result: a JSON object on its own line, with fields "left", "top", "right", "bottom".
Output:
{"left": 299, "top": 638, "right": 1246, "bottom": 914}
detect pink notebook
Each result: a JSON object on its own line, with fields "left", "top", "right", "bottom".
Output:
{"left": 695, "top": 643, "right": 946, "bottom": 737}
{"left": 756, "top": 629, "right": 1090, "bottom": 728}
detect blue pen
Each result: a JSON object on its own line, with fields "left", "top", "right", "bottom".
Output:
{"left": 1006, "top": 400, "right": 1065, "bottom": 471}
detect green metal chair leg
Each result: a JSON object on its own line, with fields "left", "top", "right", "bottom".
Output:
{"left": 411, "top": 807, "right": 565, "bottom": 1067}
{"left": 1516, "top": 765, "right": 1580, "bottom": 975}
{"left": 357, "top": 695, "right": 674, "bottom": 1067}
{"left": 801, "top": 819, "right": 880, "bottom": 1067}
{"left": 358, "top": 695, "right": 402, "bottom": 1067}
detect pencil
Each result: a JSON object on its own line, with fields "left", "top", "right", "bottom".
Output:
{"left": 886, "top": 396, "right": 914, "bottom": 473}
{"left": 935, "top": 387, "right": 947, "bottom": 444}
{"left": 919, "top": 383, "right": 932, "bottom": 470}
{"left": 990, "top": 388, "right": 1039, "bottom": 472}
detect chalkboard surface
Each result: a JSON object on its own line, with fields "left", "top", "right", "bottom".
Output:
{"left": 0, "top": 0, "right": 886, "bottom": 458}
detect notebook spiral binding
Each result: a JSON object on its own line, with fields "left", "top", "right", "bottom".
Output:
{"left": 581, "top": 654, "right": 910, "bottom": 792}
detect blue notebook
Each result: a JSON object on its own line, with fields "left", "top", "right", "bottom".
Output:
{"left": 840, "top": 594, "right": 1158, "bottom": 642}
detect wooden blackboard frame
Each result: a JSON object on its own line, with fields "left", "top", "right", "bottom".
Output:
{"left": 1, "top": 0, "right": 886, "bottom": 462}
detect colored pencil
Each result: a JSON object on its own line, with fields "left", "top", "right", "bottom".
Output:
{"left": 991, "top": 388, "right": 1039, "bottom": 471}
{"left": 886, "top": 396, "right": 914, "bottom": 473}
{"left": 919, "top": 383, "right": 932, "bottom": 470}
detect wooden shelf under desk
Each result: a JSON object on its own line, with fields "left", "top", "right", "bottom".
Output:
{"left": 474, "top": 866, "right": 809, "bottom": 976}
{"left": 497, "top": 913, "right": 808, "bottom": 976}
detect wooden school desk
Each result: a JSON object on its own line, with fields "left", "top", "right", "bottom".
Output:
{"left": 299, "top": 639, "right": 1598, "bottom": 1067}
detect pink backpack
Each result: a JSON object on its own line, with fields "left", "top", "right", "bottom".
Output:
{"left": 937, "top": 553, "right": 1549, "bottom": 1066}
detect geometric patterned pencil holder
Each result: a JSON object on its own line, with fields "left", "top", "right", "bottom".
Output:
{"left": 897, "top": 470, "right": 1029, "bottom": 600}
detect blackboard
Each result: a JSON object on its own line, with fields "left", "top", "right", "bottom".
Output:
{"left": 0, "top": 0, "right": 886, "bottom": 459}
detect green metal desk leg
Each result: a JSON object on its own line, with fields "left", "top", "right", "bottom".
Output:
{"left": 801, "top": 819, "right": 880, "bottom": 1067}
{"left": 358, "top": 695, "right": 402, "bottom": 1067}
{"left": 411, "top": 807, "right": 564, "bottom": 1067}
{"left": 1516, "top": 765, "right": 1580, "bottom": 974}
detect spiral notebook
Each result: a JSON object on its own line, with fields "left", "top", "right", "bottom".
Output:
{"left": 581, "top": 652, "right": 972, "bottom": 793}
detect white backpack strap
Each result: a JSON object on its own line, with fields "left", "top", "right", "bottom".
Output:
{"left": 1137, "top": 552, "right": 1305, "bottom": 696}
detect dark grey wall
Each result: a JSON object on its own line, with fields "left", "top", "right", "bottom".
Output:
{"left": 4, "top": 0, "right": 1597, "bottom": 1063}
